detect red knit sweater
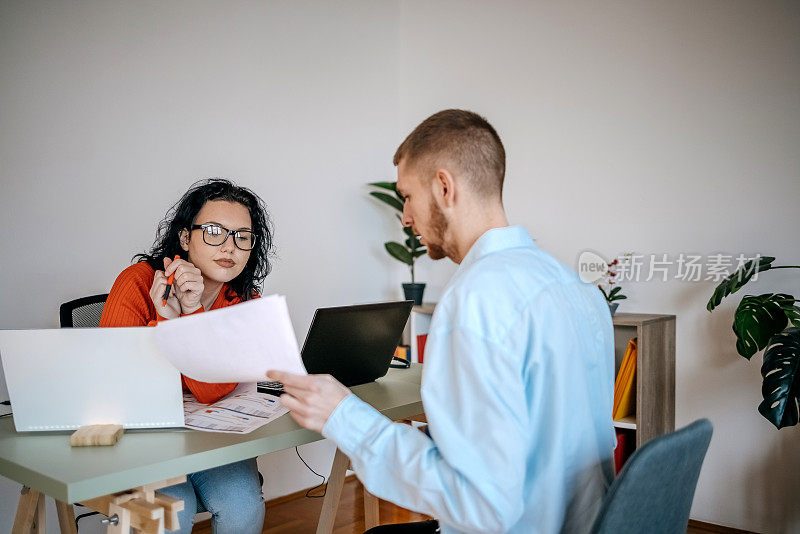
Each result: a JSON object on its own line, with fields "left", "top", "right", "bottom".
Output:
{"left": 100, "top": 261, "right": 253, "bottom": 404}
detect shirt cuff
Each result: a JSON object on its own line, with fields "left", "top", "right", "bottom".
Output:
{"left": 322, "top": 393, "right": 389, "bottom": 458}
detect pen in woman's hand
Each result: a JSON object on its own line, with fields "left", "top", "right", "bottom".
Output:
{"left": 161, "top": 255, "right": 181, "bottom": 306}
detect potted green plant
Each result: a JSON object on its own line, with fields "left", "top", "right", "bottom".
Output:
{"left": 707, "top": 256, "right": 800, "bottom": 428}
{"left": 368, "top": 181, "right": 427, "bottom": 304}
{"left": 598, "top": 257, "right": 627, "bottom": 316}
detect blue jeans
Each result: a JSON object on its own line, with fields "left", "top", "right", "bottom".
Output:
{"left": 158, "top": 458, "right": 264, "bottom": 534}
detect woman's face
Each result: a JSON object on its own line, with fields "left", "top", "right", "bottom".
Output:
{"left": 180, "top": 200, "right": 253, "bottom": 284}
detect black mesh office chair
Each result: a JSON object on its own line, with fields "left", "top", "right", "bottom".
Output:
{"left": 57, "top": 294, "right": 110, "bottom": 529}
{"left": 59, "top": 294, "right": 109, "bottom": 328}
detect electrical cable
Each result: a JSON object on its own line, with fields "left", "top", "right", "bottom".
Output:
{"left": 295, "top": 446, "right": 327, "bottom": 498}
{"left": 75, "top": 509, "right": 100, "bottom": 531}
{"left": 0, "top": 397, "right": 95, "bottom": 532}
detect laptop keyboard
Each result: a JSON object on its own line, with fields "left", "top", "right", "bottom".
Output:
{"left": 257, "top": 380, "right": 285, "bottom": 393}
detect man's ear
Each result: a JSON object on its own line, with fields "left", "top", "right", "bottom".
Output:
{"left": 178, "top": 229, "right": 190, "bottom": 251}
{"left": 434, "top": 169, "right": 456, "bottom": 208}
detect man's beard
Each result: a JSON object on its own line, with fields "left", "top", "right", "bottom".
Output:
{"left": 425, "top": 198, "right": 449, "bottom": 260}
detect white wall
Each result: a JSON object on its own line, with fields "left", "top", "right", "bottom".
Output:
{"left": 0, "top": 1, "right": 404, "bottom": 532}
{"left": 1, "top": 1, "right": 799, "bottom": 533}
{"left": 398, "top": 1, "right": 800, "bottom": 533}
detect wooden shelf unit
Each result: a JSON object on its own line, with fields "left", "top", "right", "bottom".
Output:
{"left": 612, "top": 416, "right": 637, "bottom": 430}
{"left": 612, "top": 313, "right": 676, "bottom": 448}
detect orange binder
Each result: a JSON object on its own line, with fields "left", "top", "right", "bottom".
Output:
{"left": 613, "top": 338, "right": 637, "bottom": 421}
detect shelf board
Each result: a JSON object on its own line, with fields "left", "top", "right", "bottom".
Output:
{"left": 611, "top": 312, "right": 675, "bottom": 327}
{"left": 413, "top": 306, "right": 674, "bottom": 326}
{"left": 411, "top": 303, "right": 437, "bottom": 315}
{"left": 613, "top": 416, "right": 637, "bottom": 430}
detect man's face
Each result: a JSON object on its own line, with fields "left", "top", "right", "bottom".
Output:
{"left": 396, "top": 160, "right": 450, "bottom": 261}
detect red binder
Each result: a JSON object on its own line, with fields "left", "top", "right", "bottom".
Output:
{"left": 416, "top": 334, "right": 428, "bottom": 363}
{"left": 614, "top": 428, "right": 635, "bottom": 473}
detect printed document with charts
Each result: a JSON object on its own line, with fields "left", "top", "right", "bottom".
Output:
{"left": 183, "top": 383, "right": 287, "bottom": 434}
{"left": 153, "top": 294, "right": 305, "bottom": 433}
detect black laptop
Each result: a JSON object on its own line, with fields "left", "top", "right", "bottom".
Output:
{"left": 258, "top": 300, "right": 413, "bottom": 392}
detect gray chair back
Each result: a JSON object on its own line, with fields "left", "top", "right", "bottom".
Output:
{"left": 590, "top": 418, "right": 713, "bottom": 534}
{"left": 59, "top": 294, "right": 109, "bottom": 328}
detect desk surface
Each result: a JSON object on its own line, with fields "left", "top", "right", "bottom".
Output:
{"left": 0, "top": 365, "right": 423, "bottom": 504}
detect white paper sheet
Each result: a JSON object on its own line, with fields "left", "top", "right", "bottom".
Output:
{"left": 153, "top": 294, "right": 306, "bottom": 382}
{"left": 183, "top": 383, "right": 289, "bottom": 434}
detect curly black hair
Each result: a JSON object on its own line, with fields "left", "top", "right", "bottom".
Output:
{"left": 134, "top": 178, "right": 275, "bottom": 301}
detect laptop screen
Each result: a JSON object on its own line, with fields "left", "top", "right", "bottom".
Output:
{"left": 301, "top": 301, "right": 413, "bottom": 387}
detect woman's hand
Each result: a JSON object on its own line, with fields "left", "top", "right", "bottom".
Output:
{"left": 150, "top": 264, "right": 181, "bottom": 319}
{"left": 163, "top": 256, "right": 204, "bottom": 314}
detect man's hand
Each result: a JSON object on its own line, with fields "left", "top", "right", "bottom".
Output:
{"left": 267, "top": 371, "right": 351, "bottom": 433}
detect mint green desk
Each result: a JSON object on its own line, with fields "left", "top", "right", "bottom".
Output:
{"left": 0, "top": 365, "right": 423, "bottom": 532}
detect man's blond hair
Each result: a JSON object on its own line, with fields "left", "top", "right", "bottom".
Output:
{"left": 393, "top": 109, "right": 505, "bottom": 199}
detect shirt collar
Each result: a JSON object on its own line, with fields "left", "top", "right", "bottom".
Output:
{"left": 456, "top": 225, "right": 537, "bottom": 273}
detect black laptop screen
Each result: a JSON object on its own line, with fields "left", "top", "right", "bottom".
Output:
{"left": 300, "top": 301, "right": 413, "bottom": 387}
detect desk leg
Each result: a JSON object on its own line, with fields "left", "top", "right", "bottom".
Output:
{"left": 32, "top": 495, "right": 45, "bottom": 534}
{"left": 56, "top": 501, "right": 78, "bottom": 534}
{"left": 12, "top": 486, "right": 43, "bottom": 534}
{"left": 316, "top": 448, "right": 350, "bottom": 534}
{"left": 364, "top": 489, "right": 380, "bottom": 530}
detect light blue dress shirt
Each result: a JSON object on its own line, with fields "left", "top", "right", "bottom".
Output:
{"left": 323, "top": 226, "right": 616, "bottom": 534}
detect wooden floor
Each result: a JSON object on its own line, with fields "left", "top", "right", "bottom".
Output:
{"left": 194, "top": 476, "right": 744, "bottom": 534}
{"left": 194, "top": 476, "right": 430, "bottom": 534}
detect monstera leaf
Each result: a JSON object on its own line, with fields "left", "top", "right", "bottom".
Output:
{"left": 705, "top": 256, "right": 800, "bottom": 428}
{"left": 781, "top": 304, "right": 800, "bottom": 328}
{"left": 732, "top": 294, "right": 791, "bottom": 359}
{"left": 707, "top": 256, "right": 775, "bottom": 311}
{"left": 758, "top": 328, "right": 800, "bottom": 429}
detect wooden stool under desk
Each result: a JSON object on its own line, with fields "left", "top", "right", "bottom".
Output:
{"left": 13, "top": 478, "right": 185, "bottom": 534}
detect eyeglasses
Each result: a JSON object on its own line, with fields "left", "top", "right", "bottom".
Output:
{"left": 191, "top": 224, "right": 257, "bottom": 251}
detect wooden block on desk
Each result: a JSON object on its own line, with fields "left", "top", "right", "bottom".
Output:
{"left": 70, "top": 424, "right": 124, "bottom": 447}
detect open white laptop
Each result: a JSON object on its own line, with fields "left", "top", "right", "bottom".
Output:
{"left": 0, "top": 327, "right": 184, "bottom": 432}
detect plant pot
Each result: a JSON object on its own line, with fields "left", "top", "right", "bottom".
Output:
{"left": 608, "top": 302, "right": 619, "bottom": 317}
{"left": 402, "top": 283, "right": 426, "bottom": 306}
